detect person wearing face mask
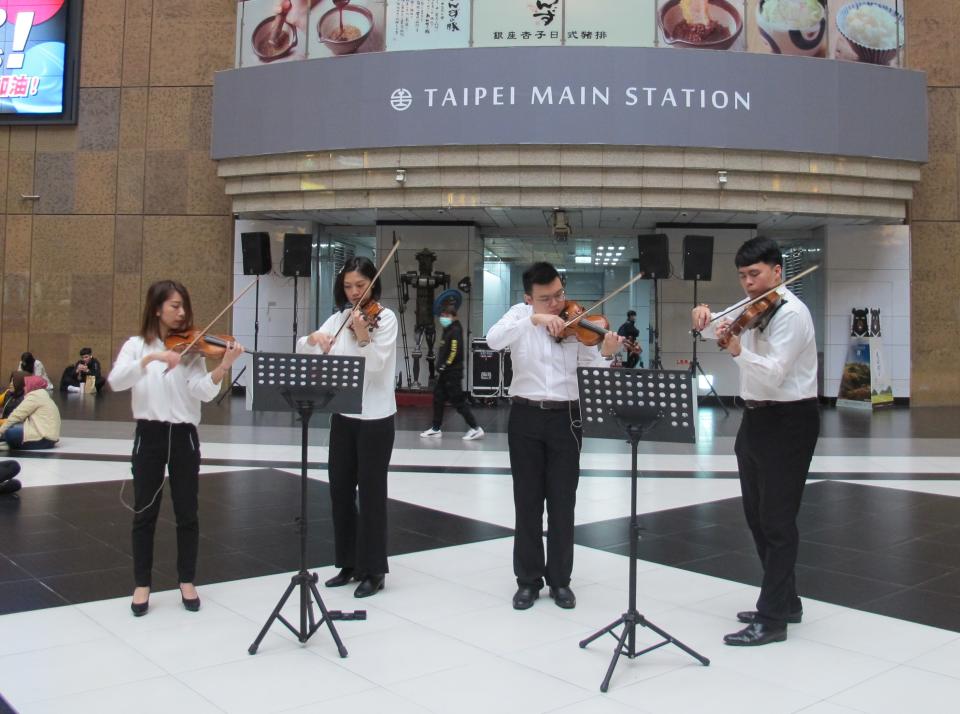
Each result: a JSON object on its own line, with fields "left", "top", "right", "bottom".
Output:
{"left": 616, "top": 310, "right": 642, "bottom": 368}
{"left": 420, "top": 305, "right": 484, "bottom": 441}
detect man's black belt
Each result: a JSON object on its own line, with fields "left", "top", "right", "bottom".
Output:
{"left": 512, "top": 396, "right": 580, "bottom": 411}
{"left": 743, "top": 397, "right": 818, "bottom": 409}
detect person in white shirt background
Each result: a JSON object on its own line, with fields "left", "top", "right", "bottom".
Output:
{"left": 108, "top": 280, "right": 244, "bottom": 617}
{"left": 692, "top": 236, "right": 820, "bottom": 647}
{"left": 487, "top": 262, "right": 622, "bottom": 611}
{"left": 298, "top": 257, "right": 398, "bottom": 599}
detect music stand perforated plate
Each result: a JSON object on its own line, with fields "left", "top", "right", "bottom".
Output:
{"left": 577, "top": 368, "right": 697, "bottom": 444}
{"left": 252, "top": 352, "right": 364, "bottom": 414}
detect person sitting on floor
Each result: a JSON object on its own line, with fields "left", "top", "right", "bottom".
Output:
{"left": 13, "top": 352, "right": 53, "bottom": 392}
{"left": 0, "top": 373, "right": 60, "bottom": 451}
{"left": 60, "top": 347, "right": 106, "bottom": 393}
{"left": 0, "top": 460, "right": 21, "bottom": 495}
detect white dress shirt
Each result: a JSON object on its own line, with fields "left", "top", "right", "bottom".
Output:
{"left": 107, "top": 337, "right": 220, "bottom": 425}
{"left": 486, "top": 303, "right": 609, "bottom": 402}
{"left": 296, "top": 307, "right": 398, "bottom": 420}
{"left": 702, "top": 288, "right": 818, "bottom": 401}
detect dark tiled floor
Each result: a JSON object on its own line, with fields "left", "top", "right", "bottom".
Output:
{"left": 0, "top": 468, "right": 511, "bottom": 615}
{"left": 574, "top": 481, "right": 960, "bottom": 633}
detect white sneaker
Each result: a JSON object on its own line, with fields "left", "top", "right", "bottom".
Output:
{"left": 66, "top": 385, "right": 81, "bottom": 393}
{"left": 463, "top": 427, "right": 485, "bottom": 441}
{"left": 420, "top": 427, "right": 442, "bottom": 438}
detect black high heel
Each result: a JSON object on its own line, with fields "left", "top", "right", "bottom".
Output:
{"left": 131, "top": 591, "right": 150, "bottom": 617}
{"left": 180, "top": 584, "right": 200, "bottom": 612}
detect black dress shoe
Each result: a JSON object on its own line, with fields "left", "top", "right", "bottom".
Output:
{"left": 723, "top": 622, "right": 787, "bottom": 646}
{"left": 324, "top": 568, "right": 356, "bottom": 587}
{"left": 512, "top": 585, "right": 540, "bottom": 610}
{"left": 737, "top": 609, "right": 802, "bottom": 625}
{"left": 354, "top": 574, "right": 384, "bottom": 598}
{"left": 548, "top": 586, "right": 576, "bottom": 609}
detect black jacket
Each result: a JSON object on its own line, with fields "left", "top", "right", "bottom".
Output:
{"left": 437, "top": 321, "right": 465, "bottom": 373}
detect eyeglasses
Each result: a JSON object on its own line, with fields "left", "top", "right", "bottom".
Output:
{"left": 533, "top": 290, "right": 566, "bottom": 305}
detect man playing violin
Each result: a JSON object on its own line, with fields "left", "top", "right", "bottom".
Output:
{"left": 692, "top": 236, "right": 819, "bottom": 647}
{"left": 487, "top": 262, "right": 622, "bottom": 611}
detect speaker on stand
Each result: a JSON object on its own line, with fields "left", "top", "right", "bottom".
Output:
{"left": 637, "top": 234, "right": 669, "bottom": 369}
{"left": 220, "top": 232, "right": 273, "bottom": 405}
{"left": 682, "top": 235, "right": 728, "bottom": 416}
{"left": 282, "top": 234, "right": 313, "bottom": 352}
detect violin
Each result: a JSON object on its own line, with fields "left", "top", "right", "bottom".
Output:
{"left": 164, "top": 330, "right": 242, "bottom": 359}
{"left": 355, "top": 299, "right": 385, "bottom": 330}
{"left": 716, "top": 290, "right": 782, "bottom": 349}
{"left": 559, "top": 300, "right": 642, "bottom": 355}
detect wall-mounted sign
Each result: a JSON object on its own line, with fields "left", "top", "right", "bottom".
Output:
{"left": 564, "top": 0, "right": 656, "bottom": 47}
{"left": 0, "top": 0, "right": 82, "bottom": 124}
{"left": 213, "top": 46, "right": 928, "bottom": 163}
{"left": 387, "top": 0, "right": 471, "bottom": 50}
{"left": 473, "top": 0, "right": 564, "bottom": 47}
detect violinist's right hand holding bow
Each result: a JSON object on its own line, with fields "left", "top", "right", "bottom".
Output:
{"left": 306, "top": 330, "right": 336, "bottom": 354}
{"left": 691, "top": 304, "right": 712, "bottom": 332}
{"left": 530, "top": 312, "right": 566, "bottom": 337}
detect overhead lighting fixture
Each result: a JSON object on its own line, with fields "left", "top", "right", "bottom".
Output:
{"left": 575, "top": 256, "right": 592, "bottom": 264}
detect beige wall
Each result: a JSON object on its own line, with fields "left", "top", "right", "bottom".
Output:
{"left": 907, "top": 0, "right": 960, "bottom": 405}
{"left": 0, "top": 1, "right": 236, "bottom": 383}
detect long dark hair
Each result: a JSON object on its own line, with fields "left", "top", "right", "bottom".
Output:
{"left": 140, "top": 280, "right": 193, "bottom": 341}
{"left": 334, "top": 257, "right": 381, "bottom": 309}
{"left": 18, "top": 352, "right": 35, "bottom": 374}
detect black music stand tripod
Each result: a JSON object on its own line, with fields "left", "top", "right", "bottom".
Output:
{"left": 248, "top": 352, "right": 367, "bottom": 657}
{"left": 577, "top": 367, "right": 709, "bottom": 692}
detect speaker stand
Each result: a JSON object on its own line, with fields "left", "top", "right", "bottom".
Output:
{"left": 648, "top": 278, "right": 663, "bottom": 370}
{"left": 691, "top": 280, "right": 728, "bottom": 416}
{"left": 292, "top": 274, "right": 300, "bottom": 353}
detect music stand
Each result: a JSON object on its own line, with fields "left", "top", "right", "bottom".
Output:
{"left": 247, "top": 352, "right": 366, "bottom": 658}
{"left": 577, "top": 367, "right": 710, "bottom": 691}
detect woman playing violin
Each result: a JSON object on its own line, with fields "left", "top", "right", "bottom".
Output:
{"left": 486, "top": 262, "right": 622, "bottom": 612}
{"left": 691, "top": 237, "right": 818, "bottom": 648}
{"left": 297, "top": 257, "right": 398, "bottom": 598}
{"left": 107, "top": 280, "right": 244, "bottom": 617}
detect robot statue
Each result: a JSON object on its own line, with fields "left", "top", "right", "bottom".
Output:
{"left": 399, "top": 248, "right": 450, "bottom": 388}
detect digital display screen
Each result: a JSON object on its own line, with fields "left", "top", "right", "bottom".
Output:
{"left": 0, "top": 0, "right": 81, "bottom": 124}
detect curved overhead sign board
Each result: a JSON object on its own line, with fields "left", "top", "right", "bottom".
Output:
{"left": 212, "top": 46, "right": 927, "bottom": 163}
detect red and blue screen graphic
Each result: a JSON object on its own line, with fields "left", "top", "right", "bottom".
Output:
{"left": 0, "top": 1, "right": 68, "bottom": 115}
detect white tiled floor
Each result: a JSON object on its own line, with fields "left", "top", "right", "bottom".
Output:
{"left": 3, "top": 430, "right": 960, "bottom": 713}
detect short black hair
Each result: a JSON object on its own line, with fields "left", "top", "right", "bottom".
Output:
{"left": 522, "top": 262, "right": 561, "bottom": 294}
{"left": 735, "top": 237, "right": 782, "bottom": 268}
{"left": 334, "top": 256, "right": 381, "bottom": 308}
{"left": 79, "top": 347, "right": 92, "bottom": 356}
{"left": 627, "top": 310, "right": 636, "bottom": 318}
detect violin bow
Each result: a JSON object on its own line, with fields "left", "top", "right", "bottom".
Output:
{"left": 332, "top": 238, "right": 402, "bottom": 341}
{"left": 178, "top": 276, "right": 260, "bottom": 355}
{"left": 709, "top": 264, "right": 820, "bottom": 323}
{"left": 559, "top": 270, "right": 647, "bottom": 330}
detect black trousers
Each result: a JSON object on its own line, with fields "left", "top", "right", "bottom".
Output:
{"left": 432, "top": 370, "right": 478, "bottom": 430}
{"left": 734, "top": 399, "right": 820, "bottom": 626}
{"left": 507, "top": 403, "right": 582, "bottom": 588}
{"left": 328, "top": 413, "right": 395, "bottom": 576}
{"left": 131, "top": 420, "right": 201, "bottom": 587}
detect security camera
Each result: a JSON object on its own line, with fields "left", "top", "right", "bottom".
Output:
{"left": 551, "top": 210, "right": 571, "bottom": 242}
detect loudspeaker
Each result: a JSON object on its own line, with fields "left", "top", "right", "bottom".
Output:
{"left": 282, "top": 234, "right": 312, "bottom": 277}
{"left": 240, "top": 232, "right": 272, "bottom": 275}
{"left": 637, "top": 234, "right": 669, "bottom": 279}
{"left": 682, "top": 235, "right": 714, "bottom": 281}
